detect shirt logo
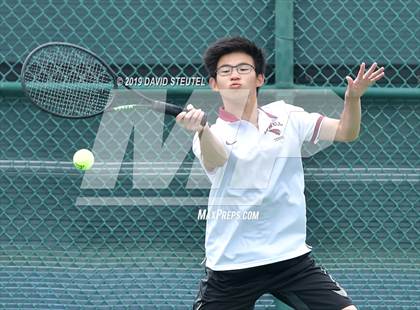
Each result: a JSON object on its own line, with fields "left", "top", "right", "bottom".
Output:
{"left": 268, "top": 128, "right": 281, "bottom": 135}
{"left": 225, "top": 140, "right": 237, "bottom": 145}
{"left": 265, "top": 121, "right": 283, "bottom": 140}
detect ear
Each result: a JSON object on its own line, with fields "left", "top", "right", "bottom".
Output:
{"left": 209, "top": 77, "right": 219, "bottom": 91}
{"left": 256, "top": 74, "right": 265, "bottom": 88}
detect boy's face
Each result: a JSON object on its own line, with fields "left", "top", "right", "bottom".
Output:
{"left": 209, "top": 52, "right": 264, "bottom": 96}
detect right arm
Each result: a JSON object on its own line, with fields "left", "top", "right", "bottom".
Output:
{"left": 176, "top": 104, "right": 228, "bottom": 171}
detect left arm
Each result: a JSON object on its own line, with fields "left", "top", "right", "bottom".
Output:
{"left": 319, "top": 62, "right": 385, "bottom": 142}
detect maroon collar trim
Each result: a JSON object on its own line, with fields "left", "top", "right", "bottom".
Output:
{"left": 218, "top": 106, "right": 240, "bottom": 122}
{"left": 258, "top": 107, "right": 277, "bottom": 119}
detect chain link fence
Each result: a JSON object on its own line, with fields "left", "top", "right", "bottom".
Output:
{"left": 294, "top": 0, "right": 419, "bottom": 88}
{"left": 0, "top": 0, "right": 419, "bottom": 309}
{"left": 0, "top": 0, "right": 276, "bottom": 85}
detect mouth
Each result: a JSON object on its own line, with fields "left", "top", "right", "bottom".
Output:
{"left": 229, "top": 83, "right": 242, "bottom": 88}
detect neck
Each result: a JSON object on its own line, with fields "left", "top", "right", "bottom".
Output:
{"left": 224, "top": 94, "right": 258, "bottom": 126}
{"left": 241, "top": 99, "right": 258, "bottom": 125}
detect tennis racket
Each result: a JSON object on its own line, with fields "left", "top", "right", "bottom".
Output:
{"left": 20, "top": 42, "right": 207, "bottom": 125}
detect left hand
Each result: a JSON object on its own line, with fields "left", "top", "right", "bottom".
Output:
{"left": 345, "top": 62, "right": 385, "bottom": 99}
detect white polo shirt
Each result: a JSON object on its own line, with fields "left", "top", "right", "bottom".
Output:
{"left": 192, "top": 100, "right": 324, "bottom": 271}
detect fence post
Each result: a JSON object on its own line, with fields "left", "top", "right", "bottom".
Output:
{"left": 273, "top": 1, "right": 295, "bottom": 308}
{"left": 275, "top": 0, "right": 294, "bottom": 89}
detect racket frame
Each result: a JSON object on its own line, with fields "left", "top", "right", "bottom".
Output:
{"left": 21, "top": 42, "right": 207, "bottom": 125}
{"left": 21, "top": 42, "right": 119, "bottom": 118}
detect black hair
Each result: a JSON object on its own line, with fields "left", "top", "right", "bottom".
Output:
{"left": 203, "top": 36, "right": 266, "bottom": 80}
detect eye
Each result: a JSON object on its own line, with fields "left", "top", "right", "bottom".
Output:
{"left": 218, "top": 67, "right": 231, "bottom": 75}
{"left": 237, "top": 64, "right": 252, "bottom": 73}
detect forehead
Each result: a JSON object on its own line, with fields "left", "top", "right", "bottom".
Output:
{"left": 217, "top": 52, "right": 254, "bottom": 67}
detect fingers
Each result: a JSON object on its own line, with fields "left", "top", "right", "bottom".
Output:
{"left": 175, "top": 111, "right": 187, "bottom": 122}
{"left": 357, "top": 62, "right": 365, "bottom": 79}
{"left": 363, "top": 62, "right": 377, "bottom": 79}
{"left": 176, "top": 104, "right": 204, "bottom": 132}
{"left": 370, "top": 66, "right": 385, "bottom": 81}
{"left": 371, "top": 71, "right": 385, "bottom": 82}
{"left": 175, "top": 104, "right": 195, "bottom": 123}
{"left": 353, "top": 62, "right": 385, "bottom": 86}
{"left": 184, "top": 108, "right": 202, "bottom": 124}
{"left": 358, "top": 62, "right": 385, "bottom": 81}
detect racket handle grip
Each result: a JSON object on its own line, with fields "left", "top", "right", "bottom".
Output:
{"left": 152, "top": 101, "right": 207, "bottom": 126}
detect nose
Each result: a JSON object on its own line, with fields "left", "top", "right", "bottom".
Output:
{"left": 230, "top": 70, "right": 240, "bottom": 79}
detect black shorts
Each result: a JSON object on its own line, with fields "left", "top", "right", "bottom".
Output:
{"left": 193, "top": 253, "right": 354, "bottom": 310}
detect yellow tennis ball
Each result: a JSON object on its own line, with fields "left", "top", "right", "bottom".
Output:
{"left": 73, "top": 149, "right": 94, "bottom": 170}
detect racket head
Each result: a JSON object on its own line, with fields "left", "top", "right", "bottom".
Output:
{"left": 21, "top": 42, "right": 118, "bottom": 118}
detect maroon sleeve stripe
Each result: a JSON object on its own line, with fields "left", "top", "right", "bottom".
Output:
{"left": 310, "top": 115, "right": 325, "bottom": 143}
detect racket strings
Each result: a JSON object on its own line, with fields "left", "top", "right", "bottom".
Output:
{"left": 24, "top": 45, "right": 114, "bottom": 117}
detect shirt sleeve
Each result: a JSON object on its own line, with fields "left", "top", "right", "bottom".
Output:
{"left": 291, "top": 108, "right": 325, "bottom": 144}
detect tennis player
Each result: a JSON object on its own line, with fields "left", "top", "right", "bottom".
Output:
{"left": 176, "top": 37, "right": 384, "bottom": 310}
